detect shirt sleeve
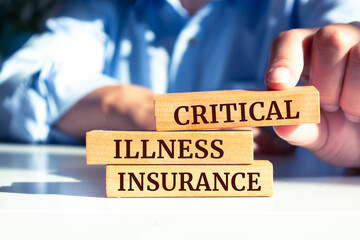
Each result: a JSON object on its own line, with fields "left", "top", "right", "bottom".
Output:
{"left": 296, "top": 0, "right": 360, "bottom": 28}
{"left": 0, "top": 0, "right": 122, "bottom": 143}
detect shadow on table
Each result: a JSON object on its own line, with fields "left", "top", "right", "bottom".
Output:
{"left": 0, "top": 145, "right": 359, "bottom": 198}
{"left": 256, "top": 147, "right": 360, "bottom": 178}
{"left": 0, "top": 181, "right": 106, "bottom": 197}
{"left": 275, "top": 175, "right": 360, "bottom": 186}
{"left": 0, "top": 150, "right": 106, "bottom": 198}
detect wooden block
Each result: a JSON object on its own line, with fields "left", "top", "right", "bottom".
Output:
{"left": 155, "top": 86, "right": 320, "bottom": 131}
{"left": 106, "top": 160, "right": 273, "bottom": 197}
{"left": 86, "top": 130, "right": 253, "bottom": 165}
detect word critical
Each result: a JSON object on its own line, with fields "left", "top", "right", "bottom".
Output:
{"left": 154, "top": 86, "right": 320, "bottom": 131}
{"left": 174, "top": 100, "right": 299, "bottom": 126}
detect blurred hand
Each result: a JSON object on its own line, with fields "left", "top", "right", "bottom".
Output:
{"left": 221, "top": 127, "right": 295, "bottom": 156}
{"left": 56, "top": 84, "right": 155, "bottom": 139}
{"left": 265, "top": 22, "right": 360, "bottom": 167}
{"left": 251, "top": 127, "right": 296, "bottom": 155}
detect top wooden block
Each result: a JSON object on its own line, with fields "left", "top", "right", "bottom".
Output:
{"left": 155, "top": 86, "right": 320, "bottom": 131}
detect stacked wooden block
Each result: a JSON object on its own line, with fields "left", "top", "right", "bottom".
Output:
{"left": 86, "top": 86, "right": 320, "bottom": 197}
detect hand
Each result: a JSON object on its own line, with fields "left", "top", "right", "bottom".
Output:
{"left": 56, "top": 84, "right": 155, "bottom": 139}
{"left": 219, "top": 127, "right": 295, "bottom": 156}
{"left": 251, "top": 127, "right": 296, "bottom": 156}
{"left": 265, "top": 22, "right": 360, "bottom": 167}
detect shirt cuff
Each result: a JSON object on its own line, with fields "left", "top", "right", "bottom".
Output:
{"left": 4, "top": 61, "right": 119, "bottom": 143}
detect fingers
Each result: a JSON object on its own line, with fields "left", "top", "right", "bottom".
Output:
{"left": 130, "top": 86, "right": 156, "bottom": 130}
{"left": 251, "top": 127, "right": 296, "bottom": 155}
{"left": 265, "top": 29, "right": 315, "bottom": 90}
{"left": 310, "top": 24, "right": 360, "bottom": 112}
{"left": 340, "top": 42, "right": 360, "bottom": 122}
{"left": 215, "top": 127, "right": 295, "bottom": 155}
{"left": 134, "top": 101, "right": 156, "bottom": 130}
{"left": 273, "top": 114, "right": 328, "bottom": 152}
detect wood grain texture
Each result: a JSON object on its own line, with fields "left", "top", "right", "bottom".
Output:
{"left": 86, "top": 130, "right": 253, "bottom": 165}
{"left": 155, "top": 86, "right": 320, "bottom": 131}
{"left": 106, "top": 161, "right": 273, "bottom": 197}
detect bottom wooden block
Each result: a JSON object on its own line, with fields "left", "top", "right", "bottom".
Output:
{"left": 106, "top": 161, "right": 273, "bottom": 197}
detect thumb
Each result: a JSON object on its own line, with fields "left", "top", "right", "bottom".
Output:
{"left": 265, "top": 29, "right": 316, "bottom": 90}
{"left": 266, "top": 29, "right": 325, "bottom": 151}
{"left": 273, "top": 114, "right": 327, "bottom": 152}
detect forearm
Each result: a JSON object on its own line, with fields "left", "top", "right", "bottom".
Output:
{"left": 55, "top": 85, "right": 155, "bottom": 139}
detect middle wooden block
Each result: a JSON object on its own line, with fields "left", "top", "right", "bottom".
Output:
{"left": 86, "top": 130, "right": 253, "bottom": 165}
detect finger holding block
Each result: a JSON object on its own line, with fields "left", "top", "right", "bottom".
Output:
{"left": 155, "top": 86, "right": 320, "bottom": 131}
{"left": 106, "top": 160, "right": 273, "bottom": 197}
{"left": 86, "top": 130, "right": 253, "bottom": 165}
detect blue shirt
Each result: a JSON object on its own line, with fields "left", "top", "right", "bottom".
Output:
{"left": 0, "top": 0, "right": 359, "bottom": 143}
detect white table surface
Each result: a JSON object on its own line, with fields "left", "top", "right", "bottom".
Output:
{"left": 0, "top": 143, "right": 359, "bottom": 240}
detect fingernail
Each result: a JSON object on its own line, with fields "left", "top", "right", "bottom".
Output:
{"left": 267, "top": 67, "right": 290, "bottom": 83}
{"left": 344, "top": 113, "right": 360, "bottom": 123}
{"left": 321, "top": 104, "right": 339, "bottom": 112}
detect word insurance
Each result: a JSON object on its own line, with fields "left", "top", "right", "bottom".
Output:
{"left": 86, "top": 130, "right": 253, "bottom": 165}
{"left": 106, "top": 161, "right": 273, "bottom": 197}
{"left": 155, "top": 86, "right": 320, "bottom": 131}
